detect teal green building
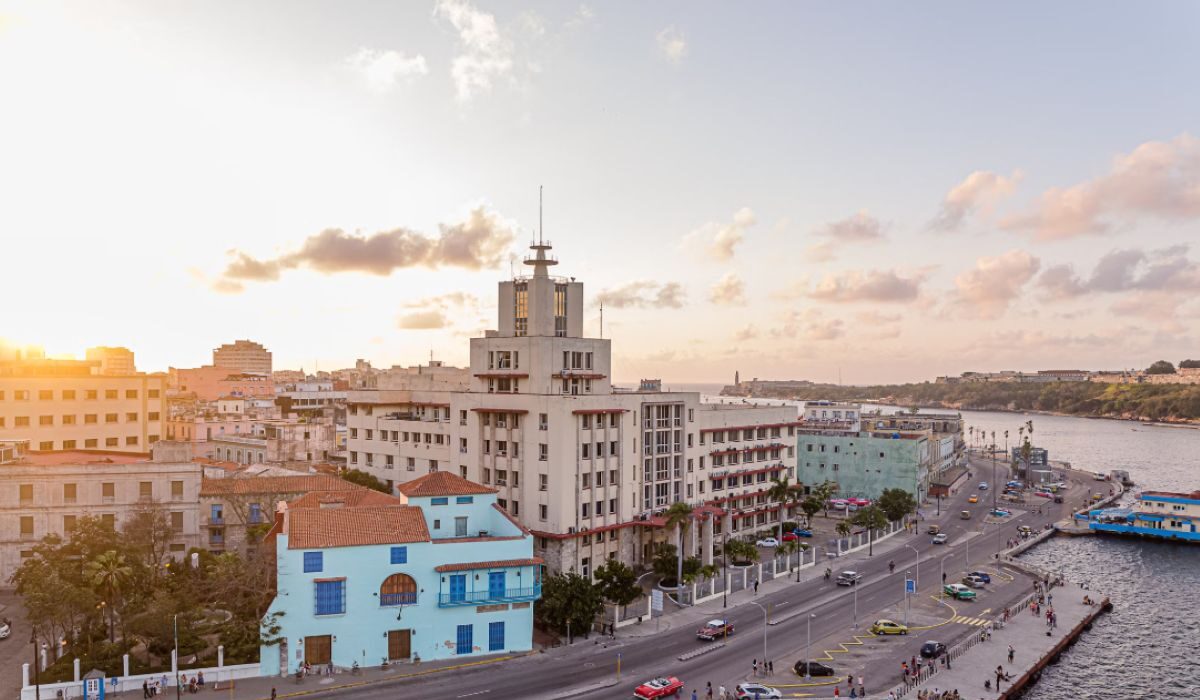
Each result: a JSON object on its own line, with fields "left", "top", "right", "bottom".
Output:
{"left": 795, "top": 427, "right": 932, "bottom": 502}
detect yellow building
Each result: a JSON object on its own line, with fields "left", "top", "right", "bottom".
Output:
{"left": 0, "top": 358, "right": 165, "bottom": 453}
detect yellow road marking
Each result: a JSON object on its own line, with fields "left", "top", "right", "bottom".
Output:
{"left": 774, "top": 675, "right": 852, "bottom": 688}
{"left": 810, "top": 633, "right": 877, "bottom": 661}
{"left": 906, "top": 596, "right": 958, "bottom": 631}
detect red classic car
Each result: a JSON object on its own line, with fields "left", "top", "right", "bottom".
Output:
{"left": 633, "top": 676, "right": 685, "bottom": 698}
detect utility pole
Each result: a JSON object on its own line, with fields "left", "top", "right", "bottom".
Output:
{"left": 175, "top": 614, "right": 181, "bottom": 700}
{"left": 805, "top": 614, "right": 815, "bottom": 679}
{"left": 31, "top": 631, "right": 40, "bottom": 700}
{"left": 722, "top": 530, "right": 728, "bottom": 609}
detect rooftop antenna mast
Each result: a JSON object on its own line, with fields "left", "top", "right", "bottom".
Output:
{"left": 538, "top": 184, "right": 543, "bottom": 244}
{"left": 599, "top": 303, "right": 604, "bottom": 338}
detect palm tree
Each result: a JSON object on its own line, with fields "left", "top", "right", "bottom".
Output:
{"left": 851, "top": 505, "right": 889, "bottom": 556}
{"left": 767, "top": 476, "right": 794, "bottom": 542}
{"left": 968, "top": 426, "right": 974, "bottom": 451}
{"left": 835, "top": 521, "right": 852, "bottom": 538}
{"left": 85, "top": 550, "right": 132, "bottom": 642}
{"left": 663, "top": 502, "right": 693, "bottom": 589}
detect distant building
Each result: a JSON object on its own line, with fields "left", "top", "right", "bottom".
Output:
{"left": 207, "top": 418, "right": 336, "bottom": 466}
{"left": 260, "top": 471, "right": 538, "bottom": 674}
{"left": 213, "top": 340, "right": 272, "bottom": 375}
{"left": 0, "top": 357, "right": 165, "bottom": 453}
{"left": 200, "top": 472, "right": 364, "bottom": 552}
{"left": 170, "top": 365, "right": 276, "bottom": 401}
{"left": 85, "top": 346, "right": 137, "bottom": 376}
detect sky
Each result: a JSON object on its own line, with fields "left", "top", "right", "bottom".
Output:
{"left": 1, "top": 0, "right": 1198, "bottom": 384}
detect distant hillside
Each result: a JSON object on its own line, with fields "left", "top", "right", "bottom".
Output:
{"left": 724, "top": 381, "right": 1200, "bottom": 424}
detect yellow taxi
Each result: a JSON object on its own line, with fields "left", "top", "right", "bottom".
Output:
{"left": 968, "top": 495, "right": 979, "bottom": 504}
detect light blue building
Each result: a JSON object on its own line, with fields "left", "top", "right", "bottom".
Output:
{"left": 1087, "top": 490, "right": 1200, "bottom": 543}
{"left": 260, "top": 472, "right": 541, "bottom": 675}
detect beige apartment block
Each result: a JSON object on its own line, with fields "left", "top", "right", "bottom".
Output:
{"left": 85, "top": 346, "right": 137, "bottom": 375}
{"left": 0, "top": 441, "right": 203, "bottom": 584}
{"left": 212, "top": 339, "right": 273, "bottom": 375}
{"left": 0, "top": 359, "right": 165, "bottom": 453}
{"left": 345, "top": 240, "right": 800, "bottom": 578}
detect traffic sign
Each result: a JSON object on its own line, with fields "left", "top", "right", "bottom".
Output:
{"left": 905, "top": 579, "right": 916, "bottom": 594}
{"left": 651, "top": 589, "right": 664, "bottom": 612}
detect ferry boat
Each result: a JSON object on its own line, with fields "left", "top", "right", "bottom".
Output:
{"left": 1109, "top": 469, "right": 1134, "bottom": 487}
{"left": 1087, "top": 490, "right": 1200, "bottom": 543}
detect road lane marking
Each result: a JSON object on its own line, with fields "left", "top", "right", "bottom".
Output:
{"left": 457, "top": 691, "right": 491, "bottom": 697}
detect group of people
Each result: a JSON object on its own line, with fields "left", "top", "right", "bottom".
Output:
{"left": 179, "top": 672, "right": 206, "bottom": 694}
{"left": 139, "top": 670, "right": 205, "bottom": 697}
{"left": 830, "top": 675, "right": 866, "bottom": 697}
{"left": 750, "top": 658, "right": 774, "bottom": 676}
{"left": 912, "top": 689, "right": 964, "bottom": 700}
{"left": 139, "top": 674, "right": 169, "bottom": 697}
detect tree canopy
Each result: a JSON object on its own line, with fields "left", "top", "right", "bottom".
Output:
{"left": 340, "top": 468, "right": 391, "bottom": 493}
{"left": 876, "top": 488, "right": 917, "bottom": 522}
{"left": 536, "top": 572, "right": 605, "bottom": 637}
{"left": 1146, "top": 360, "right": 1177, "bottom": 375}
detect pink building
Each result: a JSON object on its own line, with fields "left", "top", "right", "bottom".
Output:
{"left": 165, "top": 415, "right": 258, "bottom": 459}
{"left": 169, "top": 366, "right": 275, "bottom": 401}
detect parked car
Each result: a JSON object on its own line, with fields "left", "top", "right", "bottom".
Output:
{"left": 1053, "top": 495, "right": 1064, "bottom": 504}
{"left": 968, "top": 571, "right": 992, "bottom": 584}
{"left": 0, "top": 620, "right": 10, "bottom": 640}
{"left": 735, "top": 683, "right": 783, "bottom": 699}
{"left": 829, "top": 499, "right": 849, "bottom": 510}
{"left": 792, "top": 528, "right": 813, "bottom": 538}
{"left": 1034, "top": 491, "right": 1053, "bottom": 499}
{"left": 944, "top": 583, "right": 976, "bottom": 600}
{"left": 932, "top": 533, "right": 948, "bottom": 545}
{"left": 870, "top": 619, "right": 909, "bottom": 635}
{"left": 962, "top": 575, "right": 987, "bottom": 588}
{"left": 793, "top": 661, "right": 836, "bottom": 677}
{"left": 990, "top": 509, "right": 1011, "bottom": 517}
{"left": 756, "top": 537, "right": 780, "bottom": 548}
{"left": 978, "top": 482, "right": 989, "bottom": 490}
{"left": 920, "top": 641, "right": 947, "bottom": 658}
{"left": 781, "top": 532, "right": 799, "bottom": 542}
{"left": 968, "top": 495, "right": 979, "bottom": 504}
{"left": 836, "top": 571, "right": 863, "bottom": 586}
{"left": 696, "top": 619, "right": 734, "bottom": 641}
{"left": 634, "top": 677, "right": 684, "bottom": 699}
{"left": 1006, "top": 480, "right": 1024, "bottom": 489}
{"left": 848, "top": 498, "right": 872, "bottom": 506}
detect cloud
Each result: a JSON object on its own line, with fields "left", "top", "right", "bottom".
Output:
{"left": 656, "top": 26, "right": 687, "bottom": 64}
{"left": 683, "top": 207, "right": 756, "bottom": 261}
{"left": 807, "top": 269, "right": 925, "bottom": 303}
{"left": 1036, "top": 246, "right": 1200, "bottom": 304}
{"left": 769, "top": 309, "right": 845, "bottom": 341}
{"left": 709, "top": 273, "right": 745, "bottom": 305}
{"left": 854, "top": 310, "right": 901, "bottom": 325}
{"left": 804, "top": 211, "right": 885, "bottom": 261}
{"left": 930, "top": 170, "right": 1022, "bottom": 231}
{"left": 397, "top": 310, "right": 450, "bottom": 330}
{"left": 345, "top": 48, "right": 428, "bottom": 92}
{"left": 594, "top": 281, "right": 686, "bottom": 309}
{"left": 218, "top": 206, "right": 516, "bottom": 288}
{"left": 401, "top": 292, "right": 480, "bottom": 310}
{"left": 435, "top": 0, "right": 514, "bottom": 101}
{"left": 1001, "top": 134, "right": 1200, "bottom": 239}
{"left": 564, "top": 4, "right": 595, "bottom": 31}
{"left": 734, "top": 325, "right": 758, "bottom": 341}
{"left": 953, "top": 249, "right": 1041, "bottom": 319}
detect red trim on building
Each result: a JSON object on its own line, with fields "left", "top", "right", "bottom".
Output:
{"left": 552, "top": 372, "right": 606, "bottom": 380}
{"left": 699, "top": 421, "right": 803, "bottom": 434}
{"left": 571, "top": 408, "right": 630, "bottom": 415}
{"left": 434, "top": 557, "right": 543, "bottom": 573}
{"left": 470, "top": 408, "right": 530, "bottom": 414}
{"left": 473, "top": 372, "right": 530, "bottom": 379}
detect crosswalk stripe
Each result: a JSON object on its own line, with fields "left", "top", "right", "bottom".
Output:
{"left": 951, "top": 615, "right": 991, "bottom": 626}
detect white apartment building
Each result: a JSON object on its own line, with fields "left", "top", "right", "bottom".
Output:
{"left": 0, "top": 440, "right": 203, "bottom": 584}
{"left": 0, "top": 359, "right": 166, "bottom": 453}
{"left": 85, "top": 346, "right": 137, "bottom": 376}
{"left": 213, "top": 339, "right": 273, "bottom": 375}
{"left": 345, "top": 241, "right": 799, "bottom": 576}
{"left": 207, "top": 418, "right": 336, "bottom": 465}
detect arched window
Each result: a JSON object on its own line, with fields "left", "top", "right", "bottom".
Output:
{"left": 380, "top": 573, "right": 417, "bottom": 606}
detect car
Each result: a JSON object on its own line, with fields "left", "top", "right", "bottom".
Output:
{"left": 0, "top": 621, "right": 9, "bottom": 640}
{"left": 932, "top": 533, "right": 948, "bottom": 544}
{"left": 1006, "top": 480, "right": 1024, "bottom": 489}
{"left": 1053, "top": 495, "right": 1064, "bottom": 504}
{"left": 633, "top": 677, "right": 685, "bottom": 699}
{"left": 829, "top": 499, "right": 849, "bottom": 510}
{"left": 1093, "top": 473, "right": 1108, "bottom": 481}
{"left": 848, "top": 498, "right": 872, "bottom": 507}
{"left": 793, "top": 660, "right": 836, "bottom": 677}
{"left": 870, "top": 619, "right": 909, "bottom": 635}
{"left": 962, "top": 575, "right": 987, "bottom": 588}
{"left": 968, "top": 571, "right": 992, "bottom": 583}
{"left": 960, "top": 510, "right": 972, "bottom": 520}
{"left": 968, "top": 495, "right": 979, "bottom": 504}
{"left": 696, "top": 619, "right": 734, "bottom": 641}
{"left": 792, "top": 528, "right": 813, "bottom": 538}
{"left": 1034, "top": 491, "right": 1053, "bottom": 499}
{"left": 781, "top": 532, "right": 799, "bottom": 542}
{"left": 920, "top": 641, "right": 947, "bottom": 658}
{"left": 735, "top": 683, "right": 783, "bottom": 699}
{"left": 978, "top": 482, "right": 989, "bottom": 490}
{"left": 836, "top": 571, "right": 863, "bottom": 586}
{"left": 756, "top": 537, "right": 780, "bottom": 548}
{"left": 1018, "top": 525, "right": 1034, "bottom": 535}
{"left": 944, "top": 583, "right": 976, "bottom": 600}
{"left": 927, "top": 524, "right": 942, "bottom": 535}
{"left": 990, "top": 509, "right": 1010, "bottom": 517}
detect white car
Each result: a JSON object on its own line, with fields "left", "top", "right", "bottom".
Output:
{"left": 756, "top": 537, "right": 780, "bottom": 548}
{"left": 0, "top": 621, "right": 10, "bottom": 640}
{"left": 736, "top": 683, "right": 783, "bottom": 699}
{"left": 932, "top": 533, "right": 948, "bottom": 544}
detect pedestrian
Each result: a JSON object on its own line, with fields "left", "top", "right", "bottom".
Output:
{"left": 833, "top": 686, "right": 840, "bottom": 698}
{"left": 718, "top": 686, "right": 726, "bottom": 700}
{"left": 901, "top": 661, "right": 908, "bottom": 678}
{"left": 271, "top": 689, "right": 277, "bottom": 700}
{"left": 850, "top": 688, "right": 857, "bottom": 698}
{"left": 692, "top": 689, "right": 698, "bottom": 700}
{"left": 142, "top": 679, "right": 150, "bottom": 699}
{"left": 197, "top": 670, "right": 205, "bottom": 688}
{"left": 707, "top": 681, "right": 713, "bottom": 699}
{"left": 1008, "top": 645, "right": 1014, "bottom": 662}
{"left": 752, "top": 659, "right": 758, "bottom": 676}
{"left": 754, "top": 580, "right": 759, "bottom": 594}
{"left": 768, "top": 660, "right": 773, "bottom": 674}
{"left": 858, "top": 675, "right": 865, "bottom": 695}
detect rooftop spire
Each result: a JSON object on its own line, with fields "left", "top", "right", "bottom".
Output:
{"left": 524, "top": 185, "right": 557, "bottom": 278}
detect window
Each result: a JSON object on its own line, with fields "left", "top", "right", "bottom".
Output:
{"left": 38, "top": 441, "right": 53, "bottom": 451}
{"left": 431, "top": 497, "right": 449, "bottom": 506}
{"left": 303, "top": 551, "right": 324, "bottom": 573}
{"left": 62, "top": 415, "right": 76, "bottom": 425}
{"left": 102, "top": 482, "right": 115, "bottom": 502}
{"left": 456, "top": 624, "right": 473, "bottom": 655}
{"left": 539, "top": 474, "right": 548, "bottom": 491}
{"left": 126, "top": 390, "right": 138, "bottom": 399}
{"left": 148, "top": 412, "right": 160, "bottom": 421}
{"left": 85, "top": 414, "right": 97, "bottom": 424}
{"left": 64, "top": 515, "right": 78, "bottom": 532}
{"left": 390, "top": 546, "right": 408, "bottom": 564}
{"left": 456, "top": 496, "right": 474, "bottom": 504}
{"left": 126, "top": 436, "right": 139, "bottom": 446}
{"left": 64, "top": 483, "right": 77, "bottom": 503}
{"left": 380, "top": 572, "right": 416, "bottom": 605}
{"left": 105, "top": 413, "right": 118, "bottom": 423}
{"left": 489, "top": 621, "right": 505, "bottom": 651}
{"left": 139, "top": 481, "right": 152, "bottom": 499}
{"left": 14, "top": 390, "right": 29, "bottom": 400}
{"left": 249, "top": 503, "right": 263, "bottom": 524}
{"left": 539, "top": 413, "right": 548, "bottom": 430}
{"left": 581, "top": 503, "right": 590, "bottom": 518}
{"left": 149, "top": 389, "right": 160, "bottom": 399}
{"left": 539, "top": 504, "right": 548, "bottom": 520}
{"left": 581, "top": 443, "right": 591, "bottom": 459}
{"left": 19, "top": 484, "right": 33, "bottom": 503}
{"left": 39, "top": 390, "right": 53, "bottom": 400}
{"left": 39, "top": 415, "right": 53, "bottom": 426}
{"left": 14, "top": 416, "right": 29, "bottom": 427}
{"left": 314, "top": 579, "right": 345, "bottom": 615}
{"left": 170, "top": 511, "right": 183, "bottom": 532}
{"left": 20, "top": 516, "right": 34, "bottom": 537}
{"left": 106, "top": 390, "right": 118, "bottom": 399}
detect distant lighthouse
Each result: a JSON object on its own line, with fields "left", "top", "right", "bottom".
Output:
{"left": 734, "top": 370, "right": 740, "bottom": 386}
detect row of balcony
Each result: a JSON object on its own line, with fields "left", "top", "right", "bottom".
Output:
{"left": 437, "top": 585, "right": 542, "bottom": 608}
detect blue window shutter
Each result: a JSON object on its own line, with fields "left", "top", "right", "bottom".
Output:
{"left": 390, "top": 546, "right": 407, "bottom": 564}
{"left": 314, "top": 580, "right": 345, "bottom": 615}
{"left": 431, "top": 497, "right": 449, "bottom": 506}
{"left": 456, "top": 624, "right": 473, "bottom": 654}
{"left": 456, "top": 496, "right": 474, "bottom": 504}
{"left": 303, "top": 551, "right": 323, "bottom": 573}
{"left": 488, "top": 621, "right": 504, "bottom": 651}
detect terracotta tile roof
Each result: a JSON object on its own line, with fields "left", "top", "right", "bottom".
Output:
{"left": 288, "top": 489, "right": 404, "bottom": 509}
{"left": 287, "top": 505, "right": 430, "bottom": 549}
{"left": 200, "top": 474, "right": 361, "bottom": 497}
{"left": 396, "top": 471, "right": 496, "bottom": 497}
{"left": 434, "top": 557, "right": 543, "bottom": 572}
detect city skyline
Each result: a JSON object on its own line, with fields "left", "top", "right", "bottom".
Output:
{"left": 3, "top": 1, "right": 1199, "bottom": 383}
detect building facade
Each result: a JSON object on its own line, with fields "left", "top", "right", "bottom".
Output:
{"left": 200, "top": 473, "right": 363, "bottom": 552}
{"left": 0, "top": 359, "right": 166, "bottom": 453}
{"left": 207, "top": 419, "right": 336, "bottom": 465}
{"left": 85, "top": 347, "right": 137, "bottom": 376}
{"left": 795, "top": 415, "right": 934, "bottom": 503}
{"left": 344, "top": 241, "right": 799, "bottom": 577}
{"left": 261, "top": 471, "right": 538, "bottom": 675}
{"left": 213, "top": 340, "right": 273, "bottom": 375}
{"left": 170, "top": 366, "right": 276, "bottom": 401}
{"left": 0, "top": 440, "right": 203, "bottom": 583}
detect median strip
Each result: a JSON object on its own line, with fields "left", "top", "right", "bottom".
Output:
{"left": 679, "top": 642, "right": 727, "bottom": 661}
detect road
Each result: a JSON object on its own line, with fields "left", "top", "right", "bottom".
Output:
{"left": 242, "top": 462, "right": 1098, "bottom": 699}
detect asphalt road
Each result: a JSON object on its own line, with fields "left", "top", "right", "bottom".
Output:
{"left": 275, "top": 462, "right": 1097, "bottom": 699}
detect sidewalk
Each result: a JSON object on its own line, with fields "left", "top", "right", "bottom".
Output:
{"left": 887, "top": 583, "right": 1109, "bottom": 699}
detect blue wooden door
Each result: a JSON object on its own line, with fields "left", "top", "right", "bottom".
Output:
{"left": 456, "top": 624, "right": 473, "bottom": 654}
{"left": 488, "top": 571, "right": 505, "bottom": 599}
{"left": 449, "top": 574, "right": 466, "bottom": 603}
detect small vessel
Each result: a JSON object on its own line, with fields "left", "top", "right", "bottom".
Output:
{"left": 1110, "top": 470, "right": 1134, "bottom": 487}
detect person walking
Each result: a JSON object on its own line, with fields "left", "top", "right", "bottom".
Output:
{"left": 1008, "top": 645, "right": 1015, "bottom": 663}
{"left": 754, "top": 580, "right": 759, "bottom": 595}
{"left": 271, "top": 689, "right": 277, "bottom": 700}
{"left": 691, "top": 689, "right": 698, "bottom": 700}
{"left": 752, "top": 659, "right": 758, "bottom": 676}
{"left": 706, "top": 681, "right": 713, "bottom": 699}
{"left": 768, "top": 660, "right": 773, "bottom": 675}
{"left": 718, "top": 685, "right": 726, "bottom": 700}
{"left": 858, "top": 675, "right": 865, "bottom": 696}
{"left": 142, "top": 679, "right": 150, "bottom": 699}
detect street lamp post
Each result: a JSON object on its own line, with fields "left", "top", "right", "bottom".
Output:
{"left": 904, "top": 570, "right": 911, "bottom": 627}
{"left": 805, "top": 614, "right": 815, "bottom": 679}
{"left": 853, "top": 579, "right": 858, "bottom": 629}
{"left": 30, "top": 631, "right": 40, "bottom": 700}
{"left": 905, "top": 544, "right": 920, "bottom": 589}
{"left": 722, "top": 529, "right": 728, "bottom": 609}
{"left": 749, "top": 601, "right": 770, "bottom": 671}
{"left": 174, "top": 614, "right": 181, "bottom": 700}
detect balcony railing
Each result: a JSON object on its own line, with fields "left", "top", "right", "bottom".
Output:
{"left": 207, "top": 516, "right": 226, "bottom": 526}
{"left": 380, "top": 592, "right": 418, "bottom": 606}
{"left": 438, "top": 585, "right": 541, "bottom": 608}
